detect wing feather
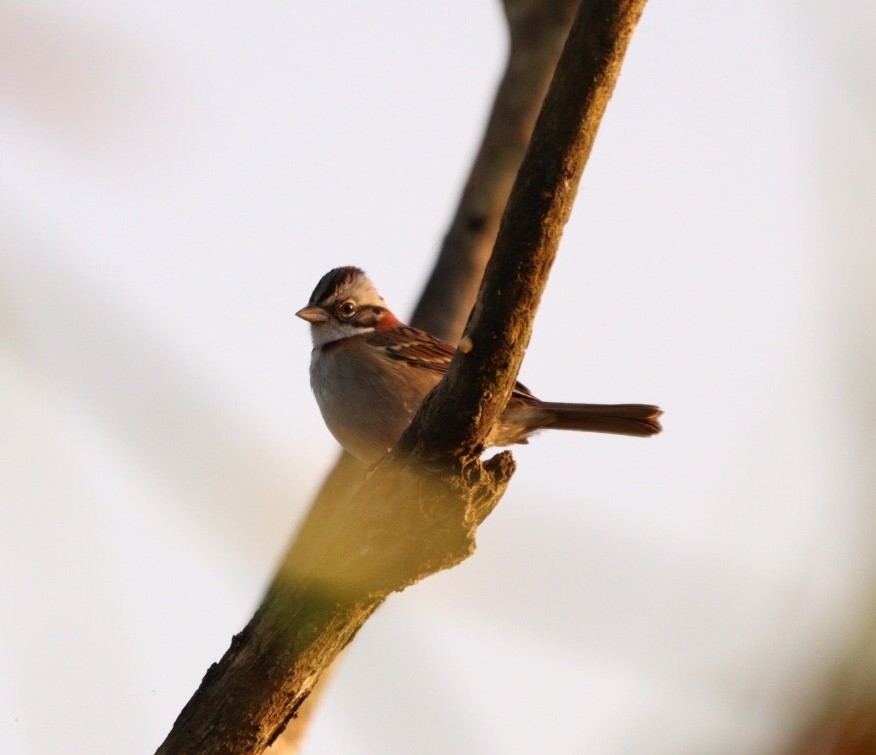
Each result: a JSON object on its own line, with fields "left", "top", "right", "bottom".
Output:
{"left": 368, "top": 326, "right": 536, "bottom": 399}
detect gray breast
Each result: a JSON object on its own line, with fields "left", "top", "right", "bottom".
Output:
{"left": 310, "top": 341, "right": 441, "bottom": 462}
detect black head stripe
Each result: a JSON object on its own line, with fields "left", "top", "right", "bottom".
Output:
{"left": 309, "top": 266, "right": 366, "bottom": 305}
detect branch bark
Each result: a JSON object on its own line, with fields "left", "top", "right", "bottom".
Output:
{"left": 156, "top": 1, "right": 647, "bottom": 752}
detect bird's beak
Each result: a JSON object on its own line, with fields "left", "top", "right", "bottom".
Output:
{"left": 295, "top": 305, "right": 329, "bottom": 323}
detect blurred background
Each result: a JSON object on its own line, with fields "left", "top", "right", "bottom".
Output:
{"left": 2, "top": 1, "right": 875, "bottom": 753}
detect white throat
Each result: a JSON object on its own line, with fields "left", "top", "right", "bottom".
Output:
{"left": 310, "top": 320, "right": 374, "bottom": 349}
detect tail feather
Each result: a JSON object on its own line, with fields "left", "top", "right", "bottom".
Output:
{"left": 538, "top": 402, "right": 662, "bottom": 437}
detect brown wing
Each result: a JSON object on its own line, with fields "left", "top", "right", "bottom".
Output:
{"left": 368, "top": 326, "right": 536, "bottom": 398}
{"left": 368, "top": 326, "right": 455, "bottom": 372}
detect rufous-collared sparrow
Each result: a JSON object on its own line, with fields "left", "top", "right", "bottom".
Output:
{"left": 297, "top": 266, "right": 662, "bottom": 463}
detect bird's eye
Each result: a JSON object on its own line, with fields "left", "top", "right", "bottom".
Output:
{"left": 337, "top": 300, "right": 357, "bottom": 318}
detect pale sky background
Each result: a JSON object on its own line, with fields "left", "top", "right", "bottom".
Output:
{"left": 2, "top": 1, "right": 875, "bottom": 754}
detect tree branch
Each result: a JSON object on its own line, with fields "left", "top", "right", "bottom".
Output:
{"left": 270, "top": 5, "right": 578, "bottom": 749}
{"left": 411, "top": 0, "right": 580, "bottom": 343}
{"left": 401, "top": 0, "right": 648, "bottom": 463}
{"left": 156, "top": 1, "right": 648, "bottom": 752}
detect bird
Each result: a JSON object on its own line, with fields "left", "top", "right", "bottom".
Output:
{"left": 296, "top": 266, "right": 662, "bottom": 463}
